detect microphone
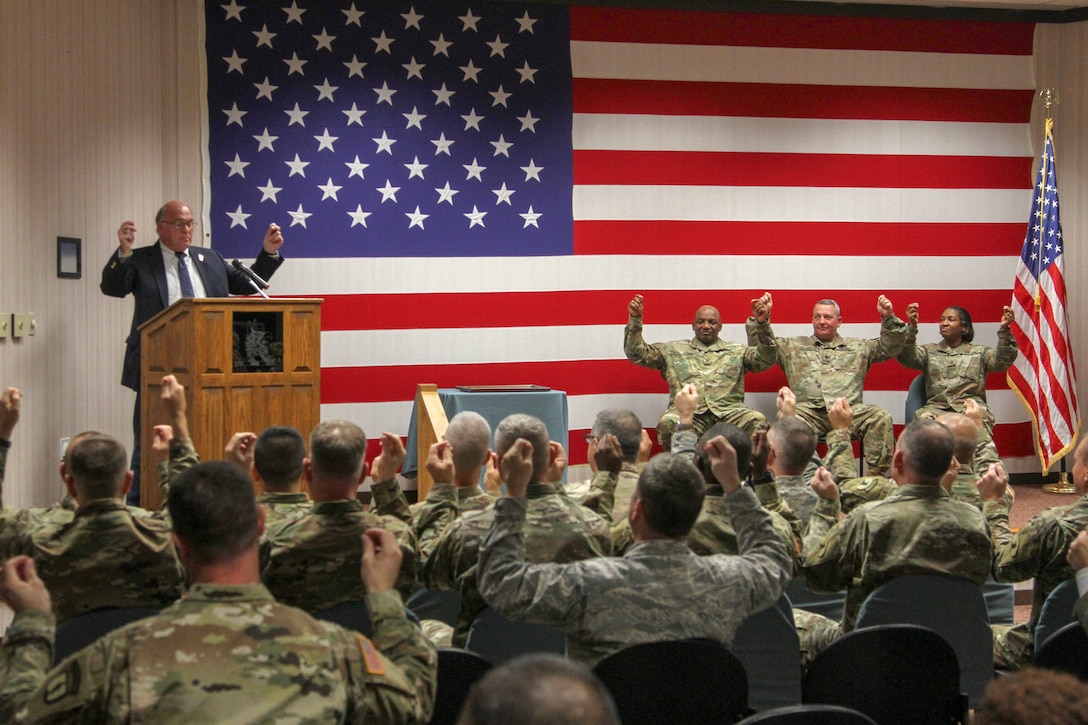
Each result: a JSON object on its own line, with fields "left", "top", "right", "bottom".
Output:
{"left": 232, "top": 259, "right": 269, "bottom": 290}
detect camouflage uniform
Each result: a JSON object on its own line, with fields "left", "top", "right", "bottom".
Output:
{"left": 579, "top": 462, "right": 641, "bottom": 524}
{"left": 754, "top": 315, "right": 908, "bottom": 474}
{"left": 371, "top": 479, "right": 494, "bottom": 560}
{"left": 0, "top": 440, "right": 184, "bottom": 623}
{"left": 0, "top": 585, "right": 437, "bottom": 724}
{"left": 155, "top": 435, "right": 314, "bottom": 526}
{"left": 154, "top": 434, "right": 201, "bottom": 503}
{"left": 827, "top": 426, "right": 1014, "bottom": 513}
{"left": 423, "top": 482, "right": 611, "bottom": 647}
{"left": 261, "top": 497, "right": 422, "bottom": 610}
{"left": 822, "top": 428, "right": 896, "bottom": 514}
{"left": 666, "top": 428, "right": 802, "bottom": 564}
{"left": 897, "top": 326, "right": 1017, "bottom": 432}
{"left": 796, "top": 484, "right": 992, "bottom": 663}
{"left": 477, "top": 487, "right": 792, "bottom": 667}
{"left": 0, "top": 440, "right": 75, "bottom": 528}
{"left": 257, "top": 491, "right": 313, "bottom": 528}
{"left": 985, "top": 492, "right": 1088, "bottom": 669}
{"left": 625, "top": 314, "right": 777, "bottom": 448}
{"left": 688, "top": 483, "right": 803, "bottom": 575}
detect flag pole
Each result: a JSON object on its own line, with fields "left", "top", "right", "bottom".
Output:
{"left": 1036, "top": 90, "right": 1075, "bottom": 493}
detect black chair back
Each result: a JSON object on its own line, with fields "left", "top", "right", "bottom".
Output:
{"left": 464, "top": 607, "right": 565, "bottom": 664}
{"left": 1035, "top": 579, "right": 1079, "bottom": 651}
{"left": 1033, "top": 621, "right": 1088, "bottom": 680}
{"left": 428, "top": 648, "right": 493, "bottom": 725}
{"left": 786, "top": 577, "right": 846, "bottom": 621}
{"left": 313, "top": 600, "right": 373, "bottom": 636}
{"left": 738, "top": 703, "right": 877, "bottom": 724}
{"left": 855, "top": 573, "right": 991, "bottom": 708}
{"left": 731, "top": 594, "right": 801, "bottom": 711}
{"left": 593, "top": 639, "right": 751, "bottom": 725}
{"left": 803, "top": 624, "right": 968, "bottom": 724}
{"left": 54, "top": 606, "right": 160, "bottom": 665}
{"left": 408, "top": 585, "right": 462, "bottom": 627}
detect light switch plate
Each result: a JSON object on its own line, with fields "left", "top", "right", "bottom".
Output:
{"left": 0, "top": 315, "right": 9, "bottom": 339}
{"left": 27, "top": 313, "right": 36, "bottom": 335}
{"left": 11, "top": 314, "right": 28, "bottom": 338}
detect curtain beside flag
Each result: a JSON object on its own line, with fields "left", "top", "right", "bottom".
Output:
{"left": 1008, "top": 115, "right": 1080, "bottom": 472}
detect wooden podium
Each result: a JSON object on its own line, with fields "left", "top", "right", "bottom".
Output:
{"left": 138, "top": 298, "right": 322, "bottom": 509}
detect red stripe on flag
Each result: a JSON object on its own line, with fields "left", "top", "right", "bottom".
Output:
{"left": 321, "top": 360, "right": 1014, "bottom": 405}
{"left": 307, "top": 289, "right": 1017, "bottom": 332}
{"left": 573, "top": 150, "right": 1033, "bottom": 188}
{"left": 570, "top": 8, "right": 1035, "bottom": 55}
{"left": 573, "top": 221, "right": 1027, "bottom": 256}
{"left": 572, "top": 79, "right": 1034, "bottom": 123}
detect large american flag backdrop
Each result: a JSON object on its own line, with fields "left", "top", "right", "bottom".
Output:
{"left": 202, "top": 1, "right": 1039, "bottom": 473}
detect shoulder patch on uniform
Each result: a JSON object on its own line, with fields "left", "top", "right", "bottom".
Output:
{"left": 356, "top": 634, "right": 386, "bottom": 676}
{"left": 43, "top": 660, "right": 81, "bottom": 705}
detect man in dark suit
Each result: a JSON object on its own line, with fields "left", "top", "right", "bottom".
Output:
{"left": 101, "top": 200, "right": 284, "bottom": 504}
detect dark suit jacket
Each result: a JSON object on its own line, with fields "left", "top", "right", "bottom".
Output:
{"left": 101, "top": 241, "right": 283, "bottom": 390}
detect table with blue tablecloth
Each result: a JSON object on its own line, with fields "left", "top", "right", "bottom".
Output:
{"left": 403, "top": 387, "right": 569, "bottom": 485}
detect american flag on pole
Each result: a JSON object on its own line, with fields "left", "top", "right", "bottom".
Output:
{"left": 1008, "top": 116, "right": 1080, "bottom": 473}
{"left": 202, "top": 2, "right": 1039, "bottom": 471}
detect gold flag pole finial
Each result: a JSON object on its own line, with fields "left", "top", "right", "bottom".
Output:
{"left": 1040, "top": 88, "right": 1056, "bottom": 121}
{"left": 1032, "top": 89, "right": 1057, "bottom": 311}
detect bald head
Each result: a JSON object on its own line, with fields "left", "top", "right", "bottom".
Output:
{"left": 936, "top": 412, "right": 978, "bottom": 465}
{"left": 445, "top": 411, "right": 492, "bottom": 484}
{"left": 692, "top": 305, "right": 722, "bottom": 345}
{"left": 457, "top": 653, "right": 619, "bottom": 725}
{"left": 893, "top": 419, "right": 955, "bottom": 485}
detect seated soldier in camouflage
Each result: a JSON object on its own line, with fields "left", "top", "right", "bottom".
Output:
{"left": 261, "top": 422, "right": 422, "bottom": 610}
{"left": 827, "top": 397, "right": 1010, "bottom": 514}
{"left": 795, "top": 419, "right": 993, "bottom": 668}
{"left": 372, "top": 411, "right": 496, "bottom": 560}
{"left": 0, "top": 387, "right": 183, "bottom": 622}
{"left": 624, "top": 292, "right": 776, "bottom": 450}
{"left": 224, "top": 426, "right": 312, "bottom": 527}
{"left": 0, "top": 388, "right": 76, "bottom": 529}
{"left": 477, "top": 432, "right": 792, "bottom": 667}
{"left": 753, "top": 296, "right": 908, "bottom": 476}
{"left": 0, "top": 461, "right": 436, "bottom": 723}
{"left": 423, "top": 414, "right": 611, "bottom": 647}
{"left": 898, "top": 303, "right": 1017, "bottom": 435}
{"left": 1068, "top": 527, "right": 1088, "bottom": 636}
{"left": 152, "top": 377, "right": 312, "bottom": 529}
{"left": 763, "top": 387, "right": 824, "bottom": 526}
{"left": 579, "top": 408, "right": 645, "bottom": 525}
{"left": 979, "top": 435, "right": 1088, "bottom": 670}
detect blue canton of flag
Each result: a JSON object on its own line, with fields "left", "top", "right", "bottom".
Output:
{"left": 205, "top": 0, "right": 573, "bottom": 259}
{"left": 1020, "top": 129, "right": 1062, "bottom": 275}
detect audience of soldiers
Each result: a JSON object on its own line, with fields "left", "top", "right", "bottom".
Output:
{"left": 6, "top": 291, "right": 1085, "bottom": 722}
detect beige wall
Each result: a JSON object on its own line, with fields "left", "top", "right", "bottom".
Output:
{"left": 2, "top": 3, "right": 1088, "bottom": 514}
{"left": 0, "top": 0, "right": 203, "bottom": 508}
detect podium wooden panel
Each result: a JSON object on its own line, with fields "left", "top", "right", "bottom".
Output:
{"left": 414, "top": 384, "right": 449, "bottom": 500}
{"left": 138, "top": 298, "right": 321, "bottom": 509}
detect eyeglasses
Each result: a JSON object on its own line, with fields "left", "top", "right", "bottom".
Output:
{"left": 162, "top": 219, "right": 197, "bottom": 230}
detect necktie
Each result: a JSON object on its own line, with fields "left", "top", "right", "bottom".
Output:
{"left": 176, "top": 251, "right": 195, "bottom": 298}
